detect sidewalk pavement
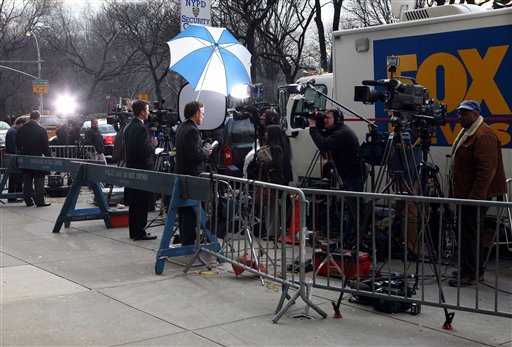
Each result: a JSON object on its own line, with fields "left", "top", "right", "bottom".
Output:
{"left": 1, "top": 199, "right": 511, "bottom": 346}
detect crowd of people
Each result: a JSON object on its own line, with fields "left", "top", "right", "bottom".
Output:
{"left": 2, "top": 98, "right": 507, "bottom": 288}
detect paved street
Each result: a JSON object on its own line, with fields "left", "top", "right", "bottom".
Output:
{"left": 1, "top": 199, "right": 511, "bottom": 346}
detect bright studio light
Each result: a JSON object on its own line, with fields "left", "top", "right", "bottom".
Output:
{"left": 230, "top": 84, "right": 251, "bottom": 100}
{"left": 54, "top": 94, "right": 78, "bottom": 115}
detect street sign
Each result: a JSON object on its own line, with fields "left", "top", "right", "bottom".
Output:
{"left": 180, "top": 0, "right": 211, "bottom": 31}
{"left": 137, "top": 92, "right": 151, "bottom": 102}
{"left": 32, "top": 79, "right": 49, "bottom": 96}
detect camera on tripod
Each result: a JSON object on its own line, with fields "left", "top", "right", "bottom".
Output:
{"left": 354, "top": 77, "right": 446, "bottom": 128}
{"left": 107, "top": 109, "right": 133, "bottom": 132}
{"left": 148, "top": 100, "right": 180, "bottom": 130}
{"left": 354, "top": 75, "right": 446, "bottom": 168}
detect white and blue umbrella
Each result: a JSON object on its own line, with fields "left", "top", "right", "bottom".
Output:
{"left": 167, "top": 25, "right": 252, "bottom": 96}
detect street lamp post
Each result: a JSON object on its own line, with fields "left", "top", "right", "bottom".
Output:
{"left": 26, "top": 31, "right": 43, "bottom": 113}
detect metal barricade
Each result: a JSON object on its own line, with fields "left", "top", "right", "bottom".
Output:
{"left": 186, "top": 173, "right": 327, "bottom": 323}
{"left": 49, "top": 145, "right": 96, "bottom": 159}
{"left": 301, "top": 188, "right": 512, "bottom": 328}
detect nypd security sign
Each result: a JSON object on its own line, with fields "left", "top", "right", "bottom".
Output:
{"left": 180, "top": 0, "right": 211, "bottom": 31}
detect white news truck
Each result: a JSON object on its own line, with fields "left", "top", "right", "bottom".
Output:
{"left": 281, "top": 5, "right": 512, "bottom": 186}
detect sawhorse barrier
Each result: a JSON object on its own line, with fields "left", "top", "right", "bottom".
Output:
{"left": 0, "top": 154, "right": 23, "bottom": 202}
{"left": 4, "top": 155, "right": 220, "bottom": 275}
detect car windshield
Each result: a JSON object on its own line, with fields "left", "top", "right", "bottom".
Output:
{"left": 0, "top": 121, "right": 10, "bottom": 130}
{"left": 98, "top": 124, "right": 115, "bottom": 134}
{"left": 39, "top": 116, "right": 62, "bottom": 127}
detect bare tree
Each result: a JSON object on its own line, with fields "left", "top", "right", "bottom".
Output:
{"left": 45, "top": 4, "right": 140, "bottom": 103}
{"left": 109, "top": 0, "right": 181, "bottom": 103}
{"left": 0, "top": 0, "right": 51, "bottom": 120}
{"left": 313, "top": 0, "right": 328, "bottom": 72}
{"left": 258, "top": 0, "right": 316, "bottom": 83}
{"left": 213, "top": 0, "right": 279, "bottom": 80}
{"left": 343, "top": 0, "right": 395, "bottom": 27}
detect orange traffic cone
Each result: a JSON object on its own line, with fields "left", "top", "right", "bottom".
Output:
{"left": 280, "top": 197, "right": 301, "bottom": 245}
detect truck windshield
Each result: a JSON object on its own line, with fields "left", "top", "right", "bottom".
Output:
{"left": 290, "top": 84, "right": 327, "bottom": 128}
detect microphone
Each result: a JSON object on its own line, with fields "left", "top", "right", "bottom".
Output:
{"left": 362, "top": 80, "right": 386, "bottom": 86}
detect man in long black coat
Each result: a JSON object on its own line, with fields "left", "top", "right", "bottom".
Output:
{"left": 124, "top": 100, "right": 157, "bottom": 241}
{"left": 15, "top": 111, "right": 51, "bottom": 207}
{"left": 175, "top": 101, "right": 210, "bottom": 245}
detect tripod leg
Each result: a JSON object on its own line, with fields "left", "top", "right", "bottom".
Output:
{"left": 375, "top": 135, "right": 394, "bottom": 193}
{"left": 422, "top": 205, "right": 455, "bottom": 330}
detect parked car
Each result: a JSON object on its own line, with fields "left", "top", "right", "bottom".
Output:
{"left": 80, "top": 120, "right": 117, "bottom": 161}
{"left": 0, "top": 121, "right": 10, "bottom": 148}
{"left": 209, "top": 113, "right": 255, "bottom": 177}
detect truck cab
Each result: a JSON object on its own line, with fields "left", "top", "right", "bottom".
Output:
{"left": 279, "top": 73, "right": 334, "bottom": 184}
{"left": 280, "top": 5, "right": 512, "bottom": 188}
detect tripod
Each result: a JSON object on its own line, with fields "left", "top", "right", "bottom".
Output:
{"left": 145, "top": 126, "right": 176, "bottom": 231}
{"left": 369, "top": 121, "right": 454, "bottom": 329}
{"left": 300, "top": 149, "right": 344, "bottom": 189}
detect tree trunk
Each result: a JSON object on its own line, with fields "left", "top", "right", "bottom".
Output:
{"left": 245, "top": 26, "right": 258, "bottom": 81}
{"left": 333, "top": 0, "right": 343, "bottom": 32}
{"left": 314, "top": 0, "right": 328, "bottom": 72}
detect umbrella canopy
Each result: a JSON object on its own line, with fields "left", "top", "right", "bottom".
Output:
{"left": 167, "top": 25, "right": 252, "bottom": 96}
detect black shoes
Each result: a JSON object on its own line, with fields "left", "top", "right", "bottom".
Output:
{"left": 132, "top": 233, "right": 157, "bottom": 241}
{"left": 36, "top": 203, "right": 51, "bottom": 207}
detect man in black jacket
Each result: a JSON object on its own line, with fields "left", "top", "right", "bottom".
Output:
{"left": 124, "top": 100, "right": 157, "bottom": 241}
{"left": 175, "top": 101, "right": 211, "bottom": 245}
{"left": 309, "top": 109, "right": 364, "bottom": 191}
{"left": 84, "top": 119, "right": 106, "bottom": 164}
{"left": 15, "top": 111, "right": 51, "bottom": 207}
{"left": 5, "top": 117, "right": 26, "bottom": 202}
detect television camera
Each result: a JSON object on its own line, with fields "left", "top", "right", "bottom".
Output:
{"left": 354, "top": 77, "right": 446, "bottom": 168}
{"left": 291, "top": 97, "right": 327, "bottom": 130}
{"left": 354, "top": 77, "right": 446, "bottom": 131}
{"left": 148, "top": 100, "right": 180, "bottom": 131}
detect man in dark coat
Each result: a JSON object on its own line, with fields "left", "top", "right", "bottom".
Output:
{"left": 124, "top": 100, "right": 157, "bottom": 241}
{"left": 309, "top": 109, "right": 365, "bottom": 191}
{"left": 449, "top": 100, "right": 506, "bottom": 287}
{"left": 309, "top": 109, "right": 365, "bottom": 244}
{"left": 15, "top": 111, "right": 51, "bottom": 207}
{"left": 175, "top": 101, "right": 211, "bottom": 245}
{"left": 5, "top": 117, "right": 26, "bottom": 202}
{"left": 84, "top": 119, "right": 106, "bottom": 163}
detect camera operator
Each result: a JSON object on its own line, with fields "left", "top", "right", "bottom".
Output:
{"left": 308, "top": 109, "right": 364, "bottom": 191}
{"left": 124, "top": 100, "right": 157, "bottom": 241}
{"left": 175, "top": 101, "right": 211, "bottom": 246}
{"left": 15, "top": 110, "right": 51, "bottom": 207}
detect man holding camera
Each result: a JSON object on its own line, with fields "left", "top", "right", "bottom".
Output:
{"left": 449, "top": 100, "right": 506, "bottom": 287}
{"left": 308, "top": 109, "right": 364, "bottom": 191}
{"left": 175, "top": 101, "right": 211, "bottom": 246}
{"left": 124, "top": 100, "right": 157, "bottom": 241}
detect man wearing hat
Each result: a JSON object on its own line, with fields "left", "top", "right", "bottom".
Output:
{"left": 450, "top": 100, "right": 506, "bottom": 287}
